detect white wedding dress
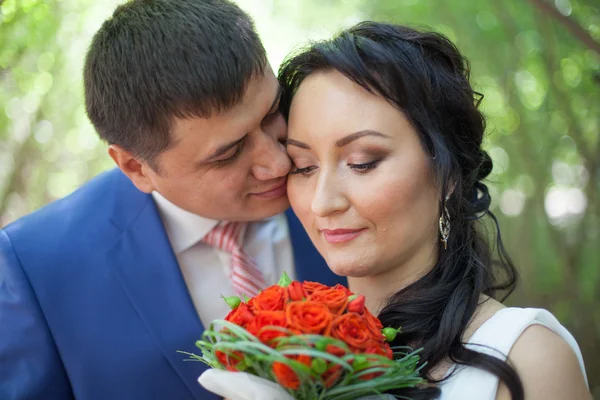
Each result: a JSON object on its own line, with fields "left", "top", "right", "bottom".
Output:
{"left": 438, "top": 307, "right": 588, "bottom": 399}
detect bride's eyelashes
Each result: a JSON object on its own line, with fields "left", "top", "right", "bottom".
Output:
{"left": 348, "top": 160, "right": 380, "bottom": 173}
{"left": 290, "top": 159, "right": 382, "bottom": 176}
{"left": 290, "top": 165, "right": 317, "bottom": 175}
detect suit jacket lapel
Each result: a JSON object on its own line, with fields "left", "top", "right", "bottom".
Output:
{"left": 109, "top": 173, "right": 211, "bottom": 399}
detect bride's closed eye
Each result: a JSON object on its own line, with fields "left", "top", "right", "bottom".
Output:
{"left": 290, "top": 160, "right": 382, "bottom": 176}
{"left": 290, "top": 164, "right": 317, "bottom": 176}
{"left": 348, "top": 160, "right": 380, "bottom": 173}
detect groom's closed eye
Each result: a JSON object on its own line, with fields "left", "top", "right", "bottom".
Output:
{"left": 214, "top": 137, "right": 248, "bottom": 165}
{"left": 204, "top": 134, "right": 248, "bottom": 166}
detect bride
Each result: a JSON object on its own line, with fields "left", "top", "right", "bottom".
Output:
{"left": 200, "top": 22, "right": 590, "bottom": 400}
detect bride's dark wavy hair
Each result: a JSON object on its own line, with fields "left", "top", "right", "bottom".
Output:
{"left": 279, "top": 22, "right": 522, "bottom": 399}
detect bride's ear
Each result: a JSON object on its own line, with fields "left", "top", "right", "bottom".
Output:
{"left": 108, "top": 144, "right": 156, "bottom": 193}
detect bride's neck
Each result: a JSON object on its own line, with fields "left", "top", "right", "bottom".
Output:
{"left": 347, "top": 244, "right": 438, "bottom": 314}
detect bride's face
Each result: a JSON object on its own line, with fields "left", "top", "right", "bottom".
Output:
{"left": 286, "top": 70, "right": 440, "bottom": 278}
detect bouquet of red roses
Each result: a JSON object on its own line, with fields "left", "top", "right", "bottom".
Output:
{"left": 182, "top": 273, "right": 427, "bottom": 399}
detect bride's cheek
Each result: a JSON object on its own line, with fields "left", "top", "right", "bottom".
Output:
{"left": 287, "top": 179, "right": 312, "bottom": 221}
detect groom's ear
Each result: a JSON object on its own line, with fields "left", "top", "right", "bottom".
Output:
{"left": 108, "top": 144, "right": 156, "bottom": 194}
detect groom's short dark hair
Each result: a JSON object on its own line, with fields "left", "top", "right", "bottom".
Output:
{"left": 84, "top": 0, "right": 267, "bottom": 163}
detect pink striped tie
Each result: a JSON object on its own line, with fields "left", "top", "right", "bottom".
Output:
{"left": 202, "top": 222, "right": 266, "bottom": 297}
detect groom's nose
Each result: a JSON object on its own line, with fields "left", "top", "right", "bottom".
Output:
{"left": 311, "top": 170, "right": 350, "bottom": 217}
{"left": 251, "top": 132, "right": 291, "bottom": 181}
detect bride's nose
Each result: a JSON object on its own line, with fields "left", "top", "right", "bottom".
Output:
{"left": 310, "top": 169, "right": 350, "bottom": 217}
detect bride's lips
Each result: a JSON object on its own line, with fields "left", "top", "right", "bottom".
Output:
{"left": 252, "top": 179, "right": 287, "bottom": 199}
{"left": 321, "top": 228, "right": 366, "bottom": 244}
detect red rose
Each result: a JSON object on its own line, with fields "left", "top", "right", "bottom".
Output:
{"left": 272, "top": 361, "right": 299, "bottom": 390}
{"left": 215, "top": 350, "right": 244, "bottom": 371}
{"left": 285, "top": 301, "right": 332, "bottom": 334}
{"left": 224, "top": 302, "right": 254, "bottom": 327}
{"left": 347, "top": 295, "right": 365, "bottom": 314}
{"left": 246, "top": 311, "right": 288, "bottom": 344}
{"left": 308, "top": 288, "right": 349, "bottom": 315}
{"left": 272, "top": 354, "right": 311, "bottom": 390}
{"left": 287, "top": 281, "right": 307, "bottom": 301}
{"left": 325, "top": 344, "right": 348, "bottom": 358}
{"left": 332, "top": 283, "right": 353, "bottom": 296}
{"left": 365, "top": 342, "right": 393, "bottom": 360}
{"left": 249, "top": 285, "right": 286, "bottom": 311}
{"left": 323, "top": 364, "right": 343, "bottom": 388}
{"left": 357, "top": 342, "right": 394, "bottom": 380}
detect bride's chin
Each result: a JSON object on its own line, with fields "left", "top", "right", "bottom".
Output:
{"left": 327, "top": 262, "right": 375, "bottom": 279}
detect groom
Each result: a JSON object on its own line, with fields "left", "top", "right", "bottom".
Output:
{"left": 0, "top": 1, "right": 344, "bottom": 399}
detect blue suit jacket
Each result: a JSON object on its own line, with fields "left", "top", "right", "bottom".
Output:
{"left": 0, "top": 168, "right": 345, "bottom": 399}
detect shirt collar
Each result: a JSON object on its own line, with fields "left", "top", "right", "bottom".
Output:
{"left": 151, "top": 191, "right": 220, "bottom": 254}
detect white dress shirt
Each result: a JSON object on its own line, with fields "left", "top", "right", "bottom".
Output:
{"left": 151, "top": 191, "right": 295, "bottom": 327}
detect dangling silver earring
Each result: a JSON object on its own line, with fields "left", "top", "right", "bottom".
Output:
{"left": 439, "top": 194, "right": 451, "bottom": 250}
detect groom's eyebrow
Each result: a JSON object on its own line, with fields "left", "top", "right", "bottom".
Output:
{"left": 286, "top": 130, "right": 390, "bottom": 150}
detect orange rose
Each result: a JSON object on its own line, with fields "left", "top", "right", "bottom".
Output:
{"left": 330, "top": 313, "right": 374, "bottom": 350}
{"left": 363, "top": 308, "right": 385, "bottom": 341}
{"left": 272, "top": 354, "right": 311, "bottom": 390}
{"left": 365, "top": 342, "right": 393, "bottom": 360}
{"left": 332, "top": 283, "right": 353, "bottom": 296}
{"left": 301, "top": 281, "right": 329, "bottom": 295}
{"left": 308, "top": 288, "right": 348, "bottom": 315}
{"left": 249, "top": 285, "right": 286, "bottom": 311}
{"left": 286, "top": 301, "right": 332, "bottom": 334}
{"left": 246, "top": 311, "right": 288, "bottom": 344}
{"left": 224, "top": 302, "right": 254, "bottom": 327}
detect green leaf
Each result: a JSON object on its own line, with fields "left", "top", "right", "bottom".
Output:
{"left": 277, "top": 271, "right": 292, "bottom": 287}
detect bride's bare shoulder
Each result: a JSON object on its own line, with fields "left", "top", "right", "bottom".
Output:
{"left": 495, "top": 324, "right": 590, "bottom": 400}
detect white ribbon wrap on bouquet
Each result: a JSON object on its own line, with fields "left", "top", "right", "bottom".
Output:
{"left": 199, "top": 369, "right": 395, "bottom": 400}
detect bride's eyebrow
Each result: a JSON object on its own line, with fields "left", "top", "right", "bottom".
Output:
{"left": 286, "top": 138, "right": 311, "bottom": 149}
{"left": 286, "top": 130, "right": 390, "bottom": 150}
{"left": 335, "top": 130, "right": 390, "bottom": 147}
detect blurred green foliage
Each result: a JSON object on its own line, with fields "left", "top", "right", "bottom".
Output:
{"left": 1, "top": 0, "right": 598, "bottom": 396}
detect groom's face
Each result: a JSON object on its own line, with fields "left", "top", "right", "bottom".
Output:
{"left": 140, "top": 67, "right": 291, "bottom": 221}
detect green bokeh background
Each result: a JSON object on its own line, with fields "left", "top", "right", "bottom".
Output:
{"left": 1, "top": 0, "right": 598, "bottom": 395}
